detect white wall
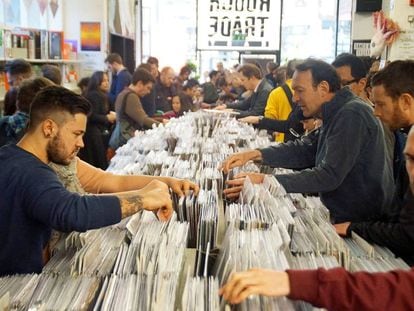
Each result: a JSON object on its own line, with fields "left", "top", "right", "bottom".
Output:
{"left": 351, "top": 0, "right": 392, "bottom": 39}
{"left": 62, "top": 0, "right": 108, "bottom": 77}
{"left": 388, "top": 0, "right": 414, "bottom": 60}
{"left": 351, "top": 0, "right": 414, "bottom": 60}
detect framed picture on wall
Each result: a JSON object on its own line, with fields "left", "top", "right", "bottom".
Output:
{"left": 80, "top": 22, "right": 101, "bottom": 51}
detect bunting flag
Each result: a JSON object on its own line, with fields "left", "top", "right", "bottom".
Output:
{"left": 49, "top": 0, "right": 59, "bottom": 18}
{"left": 37, "top": 0, "right": 47, "bottom": 15}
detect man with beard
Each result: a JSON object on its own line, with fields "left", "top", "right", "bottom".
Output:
{"left": 0, "top": 86, "right": 198, "bottom": 276}
{"left": 334, "top": 60, "right": 414, "bottom": 264}
{"left": 154, "top": 66, "right": 177, "bottom": 112}
{"left": 105, "top": 53, "right": 132, "bottom": 110}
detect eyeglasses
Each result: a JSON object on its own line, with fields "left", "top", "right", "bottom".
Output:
{"left": 289, "top": 128, "right": 301, "bottom": 138}
{"left": 341, "top": 78, "right": 360, "bottom": 87}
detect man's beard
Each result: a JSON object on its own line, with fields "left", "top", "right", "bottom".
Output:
{"left": 46, "top": 133, "right": 78, "bottom": 165}
{"left": 389, "top": 108, "right": 409, "bottom": 131}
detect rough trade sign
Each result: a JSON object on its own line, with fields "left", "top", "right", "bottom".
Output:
{"left": 197, "top": 0, "right": 281, "bottom": 51}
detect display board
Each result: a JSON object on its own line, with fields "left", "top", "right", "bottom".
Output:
{"left": 197, "top": 0, "right": 281, "bottom": 51}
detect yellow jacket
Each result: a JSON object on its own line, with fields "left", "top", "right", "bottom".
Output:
{"left": 264, "top": 79, "right": 293, "bottom": 142}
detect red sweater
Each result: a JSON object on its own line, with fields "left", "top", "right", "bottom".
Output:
{"left": 287, "top": 267, "right": 414, "bottom": 311}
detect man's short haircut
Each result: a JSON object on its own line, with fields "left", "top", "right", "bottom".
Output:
{"left": 146, "top": 56, "right": 159, "bottom": 67}
{"left": 286, "top": 59, "right": 303, "bottom": 79}
{"left": 5, "top": 58, "right": 32, "bottom": 76}
{"left": 105, "top": 53, "right": 123, "bottom": 65}
{"left": 179, "top": 65, "right": 191, "bottom": 76}
{"left": 332, "top": 53, "right": 368, "bottom": 80}
{"left": 137, "top": 63, "right": 152, "bottom": 72}
{"left": 41, "top": 64, "right": 62, "bottom": 85}
{"left": 17, "top": 78, "right": 54, "bottom": 113}
{"left": 209, "top": 70, "right": 219, "bottom": 80}
{"left": 238, "top": 63, "right": 262, "bottom": 79}
{"left": 266, "top": 61, "right": 279, "bottom": 72}
{"left": 183, "top": 78, "right": 199, "bottom": 90}
{"left": 160, "top": 66, "right": 174, "bottom": 76}
{"left": 296, "top": 58, "right": 341, "bottom": 93}
{"left": 371, "top": 60, "right": 414, "bottom": 100}
{"left": 216, "top": 77, "right": 228, "bottom": 88}
{"left": 28, "top": 86, "right": 91, "bottom": 130}
{"left": 131, "top": 68, "right": 156, "bottom": 85}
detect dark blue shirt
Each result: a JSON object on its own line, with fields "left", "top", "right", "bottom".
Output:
{"left": 108, "top": 69, "right": 132, "bottom": 109}
{"left": 0, "top": 144, "right": 121, "bottom": 276}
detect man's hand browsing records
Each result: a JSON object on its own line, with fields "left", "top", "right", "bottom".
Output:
{"left": 161, "top": 177, "right": 199, "bottom": 197}
{"left": 238, "top": 115, "right": 260, "bottom": 125}
{"left": 219, "top": 269, "right": 290, "bottom": 304}
{"left": 220, "top": 150, "right": 263, "bottom": 173}
{"left": 118, "top": 180, "right": 173, "bottom": 221}
{"left": 223, "top": 172, "right": 265, "bottom": 199}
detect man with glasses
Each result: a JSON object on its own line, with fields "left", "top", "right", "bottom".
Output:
{"left": 334, "top": 60, "right": 414, "bottom": 264}
{"left": 222, "top": 58, "right": 393, "bottom": 224}
{"left": 3, "top": 59, "right": 32, "bottom": 116}
{"left": 332, "top": 53, "right": 369, "bottom": 102}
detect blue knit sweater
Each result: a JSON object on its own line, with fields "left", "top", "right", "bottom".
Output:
{"left": 0, "top": 144, "right": 121, "bottom": 276}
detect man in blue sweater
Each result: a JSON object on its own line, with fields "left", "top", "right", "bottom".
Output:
{"left": 222, "top": 58, "right": 394, "bottom": 223}
{"left": 0, "top": 86, "right": 195, "bottom": 276}
{"left": 105, "top": 53, "right": 132, "bottom": 110}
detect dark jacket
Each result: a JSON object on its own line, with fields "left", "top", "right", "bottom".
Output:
{"left": 154, "top": 79, "right": 177, "bottom": 113}
{"left": 141, "top": 87, "right": 156, "bottom": 117}
{"left": 79, "top": 90, "right": 111, "bottom": 169}
{"left": 258, "top": 105, "right": 307, "bottom": 142}
{"left": 349, "top": 190, "right": 414, "bottom": 265}
{"left": 178, "top": 92, "right": 194, "bottom": 112}
{"left": 260, "top": 88, "right": 394, "bottom": 223}
{"left": 202, "top": 81, "right": 219, "bottom": 104}
{"left": 227, "top": 79, "right": 273, "bottom": 118}
{"left": 347, "top": 128, "right": 413, "bottom": 265}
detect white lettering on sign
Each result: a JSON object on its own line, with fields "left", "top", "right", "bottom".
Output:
{"left": 197, "top": 0, "right": 281, "bottom": 51}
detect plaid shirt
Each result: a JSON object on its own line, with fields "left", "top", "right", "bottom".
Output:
{"left": 4, "top": 111, "right": 29, "bottom": 138}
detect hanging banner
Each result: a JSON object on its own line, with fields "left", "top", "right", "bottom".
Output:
{"left": 197, "top": 0, "right": 281, "bottom": 51}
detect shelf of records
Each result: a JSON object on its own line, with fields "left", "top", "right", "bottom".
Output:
{"left": 0, "top": 111, "right": 410, "bottom": 311}
{"left": 0, "top": 28, "right": 77, "bottom": 61}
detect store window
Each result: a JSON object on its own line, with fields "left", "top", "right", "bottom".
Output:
{"left": 141, "top": 0, "right": 197, "bottom": 71}
{"left": 281, "top": 0, "right": 352, "bottom": 63}
{"left": 141, "top": 0, "right": 352, "bottom": 76}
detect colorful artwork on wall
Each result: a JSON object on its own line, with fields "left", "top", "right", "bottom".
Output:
{"left": 80, "top": 22, "right": 101, "bottom": 51}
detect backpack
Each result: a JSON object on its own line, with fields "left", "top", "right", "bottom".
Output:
{"left": 108, "top": 91, "right": 136, "bottom": 150}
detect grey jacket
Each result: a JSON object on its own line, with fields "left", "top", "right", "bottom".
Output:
{"left": 260, "top": 88, "right": 394, "bottom": 223}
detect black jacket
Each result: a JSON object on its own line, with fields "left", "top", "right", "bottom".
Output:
{"left": 258, "top": 105, "right": 307, "bottom": 142}
{"left": 349, "top": 190, "right": 414, "bottom": 265}
{"left": 227, "top": 79, "right": 273, "bottom": 118}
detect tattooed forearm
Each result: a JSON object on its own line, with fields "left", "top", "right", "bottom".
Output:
{"left": 118, "top": 192, "right": 144, "bottom": 218}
